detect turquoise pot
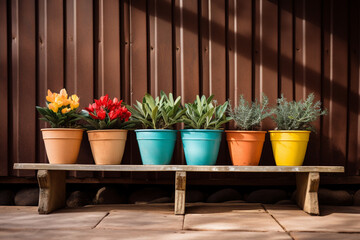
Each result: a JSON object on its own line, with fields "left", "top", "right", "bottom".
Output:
{"left": 135, "top": 129, "right": 177, "bottom": 165}
{"left": 180, "top": 129, "right": 223, "bottom": 165}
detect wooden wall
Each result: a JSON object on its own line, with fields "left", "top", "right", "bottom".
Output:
{"left": 0, "top": 0, "right": 359, "bottom": 184}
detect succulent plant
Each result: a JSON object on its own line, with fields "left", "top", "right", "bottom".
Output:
{"left": 127, "top": 91, "right": 185, "bottom": 129}
{"left": 272, "top": 93, "right": 327, "bottom": 131}
{"left": 227, "top": 94, "right": 273, "bottom": 130}
{"left": 182, "top": 95, "right": 232, "bottom": 129}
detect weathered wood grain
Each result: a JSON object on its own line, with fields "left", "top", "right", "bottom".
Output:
{"left": 174, "top": 171, "right": 186, "bottom": 215}
{"left": 295, "top": 172, "right": 320, "bottom": 215}
{"left": 37, "top": 170, "right": 66, "bottom": 214}
{"left": 14, "top": 164, "right": 344, "bottom": 173}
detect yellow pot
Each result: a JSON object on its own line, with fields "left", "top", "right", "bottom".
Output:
{"left": 41, "top": 128, "right": 84, "bottom": 164}
{"left": 269, "top": 130, "right": 310, "bottom": 166}
{"left": 87, "top": 129, "right": 128, "bottom": 165}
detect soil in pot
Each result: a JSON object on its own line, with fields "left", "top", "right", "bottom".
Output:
{"left": 226, "top": 131, "right": 266, "bottom": 166}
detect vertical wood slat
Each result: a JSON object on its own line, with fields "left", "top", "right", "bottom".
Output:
{"left": 279, "top": 0, "right": 293, "bottom": 99}
{"left": 255, "top": 0, "right": 278, "bottom": 166}
{"left": 121, "top": 0, "right": 132, "bottom": 177}
{"left": 96, "top": 0, "right": 122, "bottom": 178}
{"left": 0, "top": 0, "right": 8, "bottom": 176}
{"left": 322, "top": 0, "right": 348, "bottom": 168}
{"left": 228, "top": 0, "right": 252, "bottom": 105}
{"left": 66, "top": 0, "right": 94, "bottom": 178}
{"left": 129, "top": 0, "right": 149, "bottom": 179}
{"left": 38, "top": 0, "right": 64, "bottom": 165}
{"left": 96, "top": 0, "right": 121, "bottom": 98}
{"left": 11, "top": 0, "right": 37, "bottom": 177}
{"left": 347, "top": 0, "right": 359, "bottom": 175}
{"left": 224, "top": 0, "right": 254, "bottom": 178}
{"left": 149, "top": 0, "right": 173, "bottom": 96}
{"left": 294, "top": 0, "right": 322, "bottom": 165}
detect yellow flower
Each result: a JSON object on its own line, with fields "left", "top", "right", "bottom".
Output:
{"left": 70, "top": 101, "right": 79, "bottom": 110}
{"left": 54, "top": 96, "right": 64, "bottom": 108}
{"left": 48, "top": 103, "right": 59, "bottom": 113}
{"left": 61, "top": 108, "right": 71, "bottom": 114}
{"left": 46, "top": 89, "right": 57, "bottom": 103}
{"left": 70, "top": 94, "right": 80, "bottom": 110}
{"left": 71, "top": 94, "right": 79, "bottom": 103}
{"left": 59, "top": 88, "right": 68, "bottom": 99}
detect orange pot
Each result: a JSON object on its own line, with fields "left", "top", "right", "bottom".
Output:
{"left": 41, "top": 128, "right": 84, "bottom": 164}
{"left": 87, "top": 129, "right": 128, "bottom": 165}
{"left": 225, "top": 131, "right": 266, "bottom": 166}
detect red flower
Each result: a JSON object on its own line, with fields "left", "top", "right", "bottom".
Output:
{"left": 97, "top": 108, "right": 106, "bottom": 120}
{"left": 85, "top": 103, "right": 96, "bottom": 112}
{"left": 109, "top": 110, "right": 118, "bottom": 121}
{"left": 84, "top": 95, "right": 131, "bottom": 127}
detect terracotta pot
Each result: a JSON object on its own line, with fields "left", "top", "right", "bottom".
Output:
{"left": 87, "top": 129, "right": 128, "bottom": 165}
{"left": 41, "top": 128, "right": 84, "bottom": 164}
{"left": 225, "top": 131, "right": 266, "bottom": 166}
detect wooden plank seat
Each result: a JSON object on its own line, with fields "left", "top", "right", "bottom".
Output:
{"left": 13, "top": 164, "right": 344, "bottom": 215}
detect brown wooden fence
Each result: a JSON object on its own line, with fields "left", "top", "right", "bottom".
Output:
{"left": 1, "top": 0, "right": 359, "bottom": 184}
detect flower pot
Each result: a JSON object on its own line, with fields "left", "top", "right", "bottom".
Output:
{"left": 180, "top": 129, "right": 223, "bottom": 165}
{"left": 269, "top": 130, "right": 311, "bottom": 166}
{"left": 88, "top": 129, "right": 128, "bottom": 165}
{"left": 135, "top": 129, "right": 177, "bottom": 165}
{"left": 41, "top": 128, "right": 84, "bottom": 164}
{"left": 226, "top": 131, "right": 266, "bottom": 166}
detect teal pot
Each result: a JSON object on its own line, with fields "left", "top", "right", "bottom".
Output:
{"left": 135, "top": 129, "right": 177, "bottom": 165}
{"left": 180, "top": 129, "right": 223, "bottom": 165}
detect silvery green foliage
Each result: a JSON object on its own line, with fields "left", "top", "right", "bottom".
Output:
{"left": 227, "top": 94, "right": 273, "bottom": 130}
{"left": 272, "top": 93, "right": 327, "bottom": 131}
{"left": 182, "top": 95, "right": 232, "bottom": 129}
{"left": 127, "top": 91, "right": 186, "bottom": 129}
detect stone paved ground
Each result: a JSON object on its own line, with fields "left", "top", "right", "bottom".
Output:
{"left": 0, "top": 203, "right": 359, "bottom": 240}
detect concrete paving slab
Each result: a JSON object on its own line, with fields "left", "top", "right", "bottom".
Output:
{"left": 184, "top": 205, "right": 284, "bottom": 231}
{"left": 82, "top": 204, "right": 175, "bottom": 213}
{"left": 0, "top": 229, "right": 293, "bottom": 240}
{"left": 186, "top": 203, "right": 266, "bottom": 214}
{"left": 265, "top": 205, "right": 360, "bottom": 232}
{"left": 290, "top": 232, "right": 360, "bottom": 240}
{"left": 96, "top": 210, "right": 184, "bottom": 230}
{"left": 0, "top": 206, "right": 108, "bottom": 230}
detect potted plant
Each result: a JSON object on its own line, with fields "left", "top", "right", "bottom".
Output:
{"left": 36, "top": 89, "right": 83, "bottom": 164}
{"left": 270, "top": 93, "right": 327, "bottom": 166}
{"left": 81, "top": 95, "right": 132, "bottom": 165}
{"left": 180, "top": 95, "right": 231, "bottom": 165}
{"left": 127, "top": 91, "right": 185, "bottom": 165}
{"left": 226, "top": 94, "right": 273, "bottom": 166}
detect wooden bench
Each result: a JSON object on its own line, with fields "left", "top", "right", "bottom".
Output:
{"left": 13, "top": 164, "right": 344, "bottom": 215}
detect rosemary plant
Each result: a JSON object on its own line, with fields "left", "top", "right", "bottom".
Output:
{"left": 272, "top": 93, "right": 327, "bottom": 131}
{"left": 227, "top": 94, "right": 273, "bottom": 130}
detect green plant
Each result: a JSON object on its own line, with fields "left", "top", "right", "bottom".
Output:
{"left": 272, "top": 93, "right": 327, "bottom": 131}
{"left": 36, "top": 89, "right": 82, "bottom": 128}
{"left": 228, "top": 94, "right": 273, "bottom": 130}
{"left": 127, "top": 91, "right": 185, "bottom": 129}
{"left": 182, "top": 95, "right": 232, "bottom": 129}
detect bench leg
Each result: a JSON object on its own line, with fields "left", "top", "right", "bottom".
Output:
{"left": 174, "top": 171, "right": 186, "bottom": 215}
{"left": 295, "top": 172, "right": 320, "bottom": 215}
{"left": 37, "top": 170, "right": 66, "bottom": 214}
